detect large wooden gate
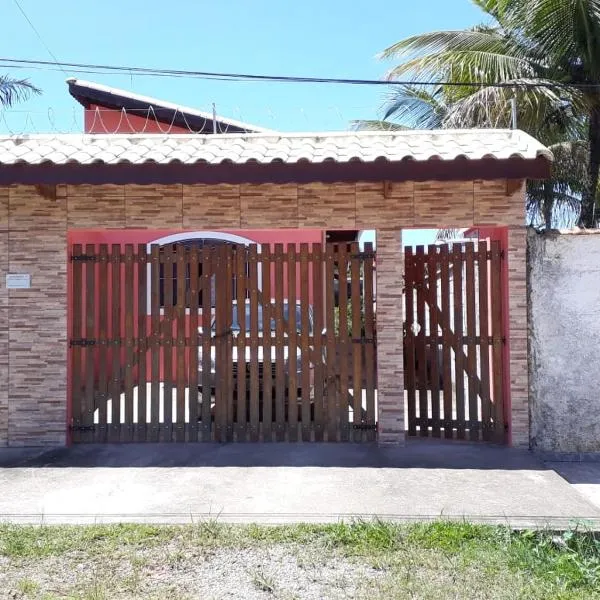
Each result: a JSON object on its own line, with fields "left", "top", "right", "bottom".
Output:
{"left": 404, "top": 240, "right": 506, "bottom": 442}
{"left": 69, "top": 242, "right": 376, "bottom": 443}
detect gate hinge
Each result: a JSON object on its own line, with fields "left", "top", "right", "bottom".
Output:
{"left": 70, "top": 339, "right": 97, "bottom": 347}
{"left": 71, "top": 254, "right": 97, "bottom": 262}
{"left": 69, "top": 425, "right": 96, "bottom": 432}
{"left": 352, "top": 338, "right": 374, "bottom": 344}
{"left": 352, "top": 423, "right": 377, "bottom": 431}
{"left": 351, "top": 251, "right": 375, "bottom": 259}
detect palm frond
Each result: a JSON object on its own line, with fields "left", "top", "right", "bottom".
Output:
{"left": 0, "top": 76, "right": 40, "bottom": 108}
{"left": 350, "top": 120, "right": 409, "bottom": 131}
{"left": 381, "top": 85, "right": 448, "bottom": 128}
{"left": 442, "top": 78, "right": 586, "bottom": 133}
{"left": 386, "top": 50, "right": 541, "bottom": 84}
{"left": 380, "top": 29, "right": 508, "bottom": 61}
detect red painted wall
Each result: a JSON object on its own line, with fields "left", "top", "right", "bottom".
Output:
{"left": 84, "top": 105, "right": 191, "bottom": 134}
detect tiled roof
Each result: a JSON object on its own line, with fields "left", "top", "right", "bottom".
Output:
{"left": 0, "top": 129, "right": 552, "bottom": 166}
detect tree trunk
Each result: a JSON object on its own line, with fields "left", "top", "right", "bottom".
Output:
{"left": 543, "top": 180, "right": 553, "bottom": 229}
{"left": 580, "top": 104, "right": 600, "bottom": 228}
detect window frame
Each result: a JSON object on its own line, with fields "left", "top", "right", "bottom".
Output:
{"left": 146, "top": 231, "right": 263, "bottom": 315}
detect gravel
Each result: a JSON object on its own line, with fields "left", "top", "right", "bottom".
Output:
{"left": 1, "top": 543, "right": 385, "bottom": 600}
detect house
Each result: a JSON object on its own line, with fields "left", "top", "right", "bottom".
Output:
{"left": 0, "top": 128, "right": 552, "bottom": 447}
{"left": 67, "top": 78, "right": 271, "bottom": 135}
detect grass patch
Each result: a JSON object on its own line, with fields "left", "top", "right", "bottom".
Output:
{"left": 1, "top": 521, "right": 599, "bottom": 599}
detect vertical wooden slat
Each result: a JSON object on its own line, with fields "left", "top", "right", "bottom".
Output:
{"left": 200, "top": 245, "right": 213, "bottom": 441}
{"left": 337, "top": 244, "right": 350, "bottom": 441}
{"left": 363, "top": 242, "right": 376, "bottom": 442}
{"left": 214, "top": 244, "right": 228, "bottom": 442}
{"left": 350, "top": 242, "right": 363, "bottom": 442}
{"left": 224, "top": 245, "right": 234, "bottom": 442}
{"left": 162, "top": 244, "right": 174, "bottom": 442}
{"left": 137, "top": 245, "right": 148, "bottom": 442}
{"left": 235, "top": 245, "right": 248, "bottom": 442}
{"left": 490, "top": 240, "right": 505, "bottom": 443}
{"left": 404, "top": 247, "right": 417, "bottom": 437}
{"left": 324, "top": 245, "right": 337, "bottom": 442}
{"left": 274, "top": 244, "right": 286, "bottom": 441}
{"left": 287, "top": 245, "right": 299, "bottom": 442}
{"left": 299, "top": 243, "right": 311, "bottom": 441}
{"left": 109, "top": 244, "right": 122, "bottom": 443}
{"left": 415, "top": 246, "right": 428, "bottom": 437}
{"left": 312, "top": 244, "right": 325, "bottom": 442}
{"left": 427, "top": 245, "right": 441, "bottom": 438}
{"left": 478, "top": 240, "right": 492, "bottom": 441}
{"left": 465, "top": 242, "right": 479, "bottom": 440}
{"left": 71, "top": 244, "right": 83, "bottom": 443}
{"left": 213, "top": 245, "right": 224, "bottom": 442}
{"left": 123, "top": 244, "right": 135, "bottom": 442}
{"left": 452, "top": 244, "right": 466, "bottom": 440}
{"left": 150, "top": 245, "right": 161, "bottom": 442}
{"left": 439, "top": 245, "right": 453, "bottom": 439}
{"left": 83, "top": 244, "right": 96, "bottom": 443}
{"left": 260, "top": 245, "right": 273, "bottom": 441}
{"left": 188, "top": 245, "right": 199, "bottom": 442}
{"left": 248, "top": 245, "right": 260, "bottom": 442}
{"left": 175, "top": 244, "right": 187, "bottom": 442}
{"left": 96, "top": 245, "right": 109, "bottom": 443}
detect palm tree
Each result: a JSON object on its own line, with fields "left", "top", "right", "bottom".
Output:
{"left": 362, "top": 0, "right": 600, "bottom": 229}
{"left": 0, "top": 75, "right": 40, "bottom": 108}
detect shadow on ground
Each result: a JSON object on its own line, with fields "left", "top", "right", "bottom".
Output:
{"left": 547, "top": 462, "right": 600, "bottom": 485}
{"left": 0, "top": 439, "right": 548, "bottom": 470}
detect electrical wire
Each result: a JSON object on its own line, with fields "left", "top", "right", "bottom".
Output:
{"left": 10, "top": 2, "right": 69, "bottom": 76}
{"left": 0, "top": 56, "right": 598, "bottom": 89}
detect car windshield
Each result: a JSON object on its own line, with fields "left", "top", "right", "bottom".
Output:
{"left": 227, "top": 303, "right": 312, "bottom": 334}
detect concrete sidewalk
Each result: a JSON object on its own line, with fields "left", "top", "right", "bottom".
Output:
{"left": 1, "top": 440, "right": 599, "bottom": 528}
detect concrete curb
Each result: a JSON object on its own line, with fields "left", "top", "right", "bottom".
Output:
{"left": 2, "top": 513, "right": 600, "bottom": 530}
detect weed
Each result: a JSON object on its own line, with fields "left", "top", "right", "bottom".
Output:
{"left": 250, "top": 568, "right": 276, "bottom": 594}
{"left": 17, "top": 578, "right": 39, "bottom": 596}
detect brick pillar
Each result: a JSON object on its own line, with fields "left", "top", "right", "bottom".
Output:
{"left": 507, "top": 226, "right": 529, "bottom": 447}
{"left": 375, "top": 228, "right": 405, "bottom": 445}
{"left": 8, "top": 185, "right": 67, "bottom": 446}
{"left": 0, "top": 188, "right": 8, "bottom": 446}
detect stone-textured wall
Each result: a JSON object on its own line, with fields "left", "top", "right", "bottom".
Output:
{"left": 528, "top": 230, "right": 600, "bottom": 453}
{"left": 0, "top": 179, "right": 527, "bottom": 446}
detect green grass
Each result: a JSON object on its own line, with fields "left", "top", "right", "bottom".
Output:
{"left": 1, "top": 521, "right": 600, "bottom": 599}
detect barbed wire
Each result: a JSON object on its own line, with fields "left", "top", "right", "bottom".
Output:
{"left": 0, "top": 105, "right": 381, "bottom": 135}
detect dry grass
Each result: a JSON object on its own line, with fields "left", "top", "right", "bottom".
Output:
{"left": 0, "top": 521, "right": 599, "bottom": 599}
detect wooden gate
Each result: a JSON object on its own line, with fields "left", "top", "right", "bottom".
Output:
{"left": 404, "top": 240, "right": 506, "bottom": 442}
{"left": 69, "top": 242, "right": 377, "bottom": 443}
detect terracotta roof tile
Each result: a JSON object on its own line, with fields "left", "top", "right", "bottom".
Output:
{"left": 0, "top": 129, "right": 552, "bottom": 166}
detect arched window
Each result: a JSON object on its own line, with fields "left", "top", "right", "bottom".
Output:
{"left": 146, "top": 232, "right": 261, "bottom": 313}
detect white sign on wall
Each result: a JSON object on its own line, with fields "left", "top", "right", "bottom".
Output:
{"left": 6, "top": 273, "right": 31, "bottom": 289}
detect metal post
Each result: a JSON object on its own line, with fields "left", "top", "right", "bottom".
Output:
{"left": 510, "top": 97, "right": 518, "bottom": 130}
{"left": 212, "top": 103, "right": 217, "bottom": 134}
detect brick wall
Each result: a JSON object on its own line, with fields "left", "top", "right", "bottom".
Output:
{"left": 0, "top": 179, "right": 527, "bottom": 446}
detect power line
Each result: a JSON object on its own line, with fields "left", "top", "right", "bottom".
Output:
{"left": 0, "top": 56, "right": 597, "bottom": 89}
{"left": 11, "top": 1, "right": 68, "bottom": 76}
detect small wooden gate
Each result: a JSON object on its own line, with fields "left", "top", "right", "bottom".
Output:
{"left": 404, "top": 240, "right": 506, "bottom": 442}
{"left": 69, "top": 242, "right": 377, "bottom": 443}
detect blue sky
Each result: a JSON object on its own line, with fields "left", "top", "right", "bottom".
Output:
{"left": 2, "top": 0, "right": 483, "bottom": 247}
{"left": 2, "top": 0, "right": 483, "bottom": 133}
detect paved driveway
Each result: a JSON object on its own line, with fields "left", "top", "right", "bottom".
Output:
{"left": 1, "top": 440, "right": 599, "bottom": 527}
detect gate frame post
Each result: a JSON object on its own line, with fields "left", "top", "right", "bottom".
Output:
{"left": 486, "top": 225, "right": 528, "bottom": 447}
{"left": 375, "top": 228, "right": 405, "bottom": 446}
